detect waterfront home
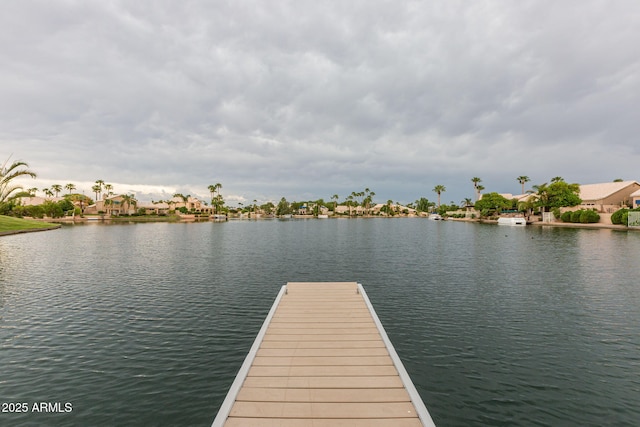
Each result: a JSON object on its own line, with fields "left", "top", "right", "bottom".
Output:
{"left": 631, "top": 189, "right": 640, "bottom": 208}
{"left": 577, "top": 181, "right": 640, "bottom": 213}
{"left": 84, "top": 195, "right": 128, "bottom": 216}
{"left": 19, "top": 196, "right": 64, "bottom": 206}
{"left": 171, "top": 196, "right": 210, "bottom": 213}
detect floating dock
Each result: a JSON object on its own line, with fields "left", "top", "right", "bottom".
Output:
{"left": 212, "top": 282, "right": 436, "bottom": 426}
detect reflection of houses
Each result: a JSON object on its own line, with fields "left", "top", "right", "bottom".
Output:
{"left": 578, "top": 181, "right": 640, "bottom": 213}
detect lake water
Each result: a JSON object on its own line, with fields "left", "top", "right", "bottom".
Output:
{"left": 1, "top": 219, "right": 639, "bottom": 426}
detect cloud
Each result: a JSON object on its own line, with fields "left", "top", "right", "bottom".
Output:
{"left": 3, "top": 0, "right": 640, "bottom": 204}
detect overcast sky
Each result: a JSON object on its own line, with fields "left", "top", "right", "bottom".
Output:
{"left": 3, "top": 0, "right": 639, "bottom": 206}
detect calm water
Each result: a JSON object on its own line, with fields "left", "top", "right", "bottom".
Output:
{"left": 1, "top": 219, "right": 639, "bottom": 426}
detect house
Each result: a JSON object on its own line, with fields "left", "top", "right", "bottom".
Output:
{"left": 171, "top": 196, "right": 210, "bottom": 213}
{"left": 19, "top": 196, "right": 64, "bottom": 206}
{"left": 577, "top": 181, "right": 640, "bottom": 213}
{"left": 631, "top": 189, "right": 640, "bottom": 208}
{"left": 84, "top": 195, "right": 129, "bottom": 216}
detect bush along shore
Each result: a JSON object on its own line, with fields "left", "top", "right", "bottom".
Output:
{"left": 0, "top": 215, "right": 61, "bottom": 236}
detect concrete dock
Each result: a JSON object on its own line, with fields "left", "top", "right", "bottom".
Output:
{"left": 212, "top": 282, "right": 436, "bottom": 426}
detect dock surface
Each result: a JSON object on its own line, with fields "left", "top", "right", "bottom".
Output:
{"left": 212, "top": 282, "right": 435, "bottom": 426}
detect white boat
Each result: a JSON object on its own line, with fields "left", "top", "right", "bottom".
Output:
{"left": 317, "top": 214, "right": 329, "bottom": 219}
{"left": 428, "top": 214, "right": 443, "bottom": 220}
{"left": 497, "top": 217, "right": 526, "bottom": 226}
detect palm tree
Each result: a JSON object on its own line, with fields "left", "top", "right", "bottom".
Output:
{"left": 331, "top": 194, "right": 339, "bottom": 214}
{"left": 517, "top": 176, "right": 530, "bottom": 194}
{"left": 104, "top": 184, "right": 113, "bottom": 197}
{"left": 551, "top": 176, "right": 564, "bottom": 183}
{"left": 215, "top": 183, "right": 223, "bottom": 214}
{"left": 471, "top": 177, "right": 482, "bottom": 201}
{"left": 476, "top": 185, "right": 485, "bottom": 199}
{"left": 65, "top": 183, "right": 76, "bottom": 194}
{"left": 385, "top": 199, "right": 393, "bottom": 216}
{"left": 28, "top": 187, "right": 38, "bottom": 197}
{"left": 42, "top": 188, "right": 53, "bottom": 198}
{"left": 121, "top": 194, "right": 137, "bottom": 214}
{"left": 462, "top": 198, "right": 473, "bottom": 208}
{"left": 0, "top": 158, "right": 37, "bottom": 205}
{"left": 433, "top": 185, "right": 446, "bottom": 207}
{"left": 51, "top": 184, "right": 62, "bottom": 198}
{"left": 103, "top": 198, "right": 112, "bottom": 215}
{"left": 208, "top": 185, "right": 216, "bottom": 213}
{"left": 95, "top": 179, "right": 104, "bottom": 199}
{"left": 92, "top": 184, "right": 101, "bottom": 200}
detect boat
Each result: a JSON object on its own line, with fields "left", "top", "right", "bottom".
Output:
{"left": 428, "top": 214, "right": 443, "bottom": 220}
{"left": 497, "top": 217, "right": 526, "bottom": 226}
{"left": 317, "top": 214, "right": 329, "bottom": 219}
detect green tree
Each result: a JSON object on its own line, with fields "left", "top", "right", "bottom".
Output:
{"left": 331, "top": 194, "right": 339, "bottom": 214}
{"left": 276, "top": 197, "right": 291, "bottom": 216}
{"left": 95, "top": 179, "right": 105, "bottom": 199}
{"left": 517, "top": 176, "right": 530, "bottom": 194}
{"left": 474, "top": 192, "right": 512, "bottom": 214}
{"left": 471, "top": 177, "right": 482, "bottom": 201}
{"left": 433, "top": 185, "right": 446, "bottom": 207}
{"left": 92, "top": 184, "right": 101, "bottom": 201}
{"left": 415, "top": 197, "right": 434, "bottom": 212}
{"left": 51, "top": 184, "right": 62, "bottom": 197}
{"left": 533, "top": 178, "right": 581, "bottom": 212}
{"left": 65, "top": 183, "right": 76, "bottom": 194}
{"left": 0, "top": 158, "right": 37, "bottom": 206}
{"left": 120, "top": 194, "right": 137, "bottom": 214}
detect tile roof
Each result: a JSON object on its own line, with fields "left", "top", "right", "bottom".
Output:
{"left": 579, "top": 181, "right": 639, "bottom": 201}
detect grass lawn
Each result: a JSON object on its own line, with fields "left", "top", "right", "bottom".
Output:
{"left": 0, "top": 215, "right": 60, "bottom": 233}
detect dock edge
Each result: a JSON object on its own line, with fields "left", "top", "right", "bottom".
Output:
{"left": 357, "top": 282, "right": 437, "bottom": 427}
{"left": 211, "top": 284, "right": 288, "bottom": 427}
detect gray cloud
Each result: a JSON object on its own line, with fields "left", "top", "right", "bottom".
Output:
{"left": 3, "top": 0, "right": 640, "bottom": 205}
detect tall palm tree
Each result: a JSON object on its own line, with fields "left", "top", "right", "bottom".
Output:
{"left": 208, "top": 185, "right": 216, "bottom": 213}
{"left": 0, "top": 158, "right": 37, "bottom": 204}
{"left": 215, "top": 183, "right": 223, "bottom": 214}
{"left": 103, "top": 198, "right": 112, "bottom": 215}
{"left": 42, "top": 188, "right": 53, "bottom": 198}
{"left": 28, "top": 187, "right": 38, "bottom": 196}
{"left": 173, "top": 193, "right": 189, "bottom": 211}
{"left": 51, "top": 184, "right": 62, "bottom": 198}
{"left": 476, "top": 185, "right": 485, "bottom": 200}
{"left": 65, "top": 183, "right": 76, "bottom": 194}
{"left": 92, "top": 184, "right": 101, "bottom": 201}
{"left": 517, "top": 176, "right": 531, "bottom": 194}
{"left": 471, "top": 177, "right": 482, "bottom": 201}
{"left": 331, "top": 194, "right": 339, "bottom": 214}
{"left": 120, "top": 194, "right": 137, "bottom": 214}
{"left": 433, "top": 185, "right": 446, "bottom": 207}
{"left": 104, "top": 184, "right": 113, "bottom": 197}
{"left": 95, "top": 179, "right": 104, "bottom": 199}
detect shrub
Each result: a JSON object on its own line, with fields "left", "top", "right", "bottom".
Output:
{"left": 561, "top": 211, "right": 573, "bottom": 222}
{"left": 571, "top": 210, "right": 582, "bottom": 223}
{"left": 580, "top": 210, "right": 600, "bottom": 223}
{"left": 611, "top": 208, "right": 628, "bottom": 225}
